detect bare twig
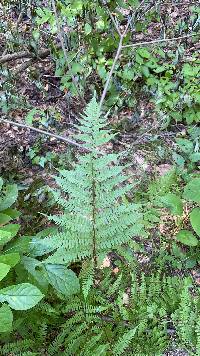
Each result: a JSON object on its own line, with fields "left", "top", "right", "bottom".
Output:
{"left": 0, "top": 118, "right": 94, "bottom": 152}
{"left": 105, "top": 8, "right": 121, "bottom": 36}
{"left": 0, "top": 46, "right": 60, "bottom": 65}
{"left": 0, "top": 50, "right": 34, "bottom": 64}
{"left": 122, "top": 33, "right": 199, "bottom": 49}
{"left": 99, "top": 13, "right": 133, "bottom": 109}
{"left": 51, "top": 0, "right": 86, "bottom": 105}
{"left": 99, "top": 36, "right": 123, "bottom": 109}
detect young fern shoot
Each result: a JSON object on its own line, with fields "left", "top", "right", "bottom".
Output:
{"left": 42, "top": 97, "right": 143, "bottom": 267}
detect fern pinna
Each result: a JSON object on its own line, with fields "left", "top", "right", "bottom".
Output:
{"left": 41, "top": 97, "right": 143, "bottom": 266}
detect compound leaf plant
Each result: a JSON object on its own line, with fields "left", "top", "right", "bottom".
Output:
{"left": 35, "top": 96, "right": 144, "bottom": 292}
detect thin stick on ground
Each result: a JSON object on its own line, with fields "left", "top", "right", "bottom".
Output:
{"left": 0, "top": 118, "right": 95, "bottom": 153}
{"left": 0, "top": 47, "right": 55, "bottom": 65}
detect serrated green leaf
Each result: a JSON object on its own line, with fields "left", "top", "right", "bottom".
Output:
{"left": 2, "top": 208, "right": 20, "bottom": 219}
{"left": 0, "top": 253, "right": 20, "bottom": 267}
{"left": 176, "top": 138, "right": 193, "bottom": 154}
{"left": 4, "top": 235, "right": 31, "bottom": 254}
{"left": 0, "top": 263, "right": 10, "bottom": 281}
{"left": 44, "top": 264, "right": 80, "bottom": 296}
{"left": 0, "top": 184, "right": 18, "bottom": 211}
{"left": 190, "top": 208, "right": 200, "bottom": 237}
{"left": 71, "top": 62, "right": 83, "bottom": 74}
{"left": 84, "top": 23, "right": 92, "bottom": 35}
{"left": 183, "top": 178, "right": 200, "bottom": 203}
{"left": 137, "top": 48, "right": 151, "bottom": 59}
{"left": 0, "top": 178, "right": 3, "bottom": 191}
{"left": 172, "top": 152, "right": 185, "bottom": 166}
{"left": 176, "top": 230, "right": 198, "bottom": 246}
{"left": 25, "top": 108, "right": 38, "bottom": 125}
{"left": 0, "top": 213, "right": 11, "bottom": 226}
{"left": 160, "top": 193, "right": 183, "bottom": 216}
{"left": 22, "top": 257, "right": 49, "bottom": 290}
{"left": 0, "top": 231, "right": 12, "bottom": 246}
{"left": 189, "top": 152, "right": 200, "bottom": 163}
{"left": 0, "top": 304, "right": 13, "bottom": 333}
{"left": 141, "top": 66, "right": 150, "bottom": 77}
{"left": 0, "top": 283, "right": 44, "bottom": 310}
{"left": 96, "top": 19, "right": 105, "bottom": 30}
{"left": 0, "top": 224, "right": 20, "bottom": 246}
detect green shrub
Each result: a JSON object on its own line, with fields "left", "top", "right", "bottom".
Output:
{"left": 0, "top": 178, "right": 43, "bottom": 335}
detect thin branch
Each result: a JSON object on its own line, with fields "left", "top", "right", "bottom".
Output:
{"left": 122, "top": 33, "right": 199, "bottom": 49}
{"left": 0, "top": 46, "right": 61, "bottom": 65}
{"left": 51, "top": 0, "right": 86, "bottom": 105}
{"left": 0, "top": 50, "right": 34, "bottom": 64}
{"left": 99, "top": 8, "right": 135, "bottom": 109}
{"left": 0, "top": 118, "right": 94, "bottom": 153}
{"left": 106, "top": 8, "right": 122, "bottom": 37}
{"left": 99, "top": 36, "right": 123, "bottom": 109}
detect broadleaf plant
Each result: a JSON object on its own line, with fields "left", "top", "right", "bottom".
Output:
{"left": 0, "top": 178, "right": 44, "bottom": 334}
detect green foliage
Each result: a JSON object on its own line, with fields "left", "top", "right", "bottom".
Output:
{"left": 1, "top": 1, "right": 200, "bottom": 352}
{"left": 1, "top": 97, "right": 200, "bottom": 354}
{"left": 29, "top": 0, "right": 199, "bottom": 116}
{"left": 6, "top": 98, "right": 196, "bottom": 355}
{"left": 183, "top": 178, "right": 200, "bottom": 203}
{"left": 172, "top": 280, "right": 200, "bottom": 353}
{"left": 190, "top": 208, "right": 200, "bottom": 237}
{"left": 172, "top": 134, "right": 200, "bottom": 171}
{"left": 147, "top": 57, "right": 200, "bottom": 125}
{"left": 42, "top": 270, "right": 199, "bottom": 355}
{"left": 39, "top": 97, "right": 143, "bottom": 266}
{"left": 176, "top": 230, "right": 198, "bottom": 247}
{"left": 145, "top": 169, "right": 200, "bottom": 271}
{"left": 0, "top": 178, "right": 44, "bottom": 335}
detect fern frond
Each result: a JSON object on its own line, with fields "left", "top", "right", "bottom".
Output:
{"left": 39, "top": 97, "right": 143, "bottom": 266}
{"left": 0, "top": 340, "right": 34, "bottom": 355}
{"left": 79, "top": 260, "right": 95, "bottom": 300}
{"left": 113, "top": 327, "right": 137, "bottom": 355}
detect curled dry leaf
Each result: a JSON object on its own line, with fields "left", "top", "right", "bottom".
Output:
{"left": 100, "top": 256, "right": 111, "bottom": 269}
{"left": 113, "top": 267, "right": 119, "bottom": 274}
{"left": 122, "top": 292, "right": 129, "bottom": 306}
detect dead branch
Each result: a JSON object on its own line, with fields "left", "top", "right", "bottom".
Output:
{"left": 0, "top": 118, "right": 96, "bottom": 153}
{"left": 122, "top": 33, "right": 199, "bottom": 49}
{"left": 0, "top": 46, "right": 61, "bottom": 65}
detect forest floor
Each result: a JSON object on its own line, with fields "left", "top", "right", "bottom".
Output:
{"left": 0, "top": 1, "right": 200, "bottom": 354}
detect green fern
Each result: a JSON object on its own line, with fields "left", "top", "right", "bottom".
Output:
{"left": 172, "top": 279, "right": 200, "bottom": 353}
{"left": 0, "top": 339, "right": 35, "bottom": 355}
{"left": 40, "top": 97, "right": 143, "bottom": 266}
{"left": 195, "top": 315, "right": 200, "bottom": 356}
{"left": 113, "top": 327, "right": 137, "bottom": 355}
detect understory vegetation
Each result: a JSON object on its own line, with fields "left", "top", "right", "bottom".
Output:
{"left": 0, "top": 0, "right": 200, "bottom": 355}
